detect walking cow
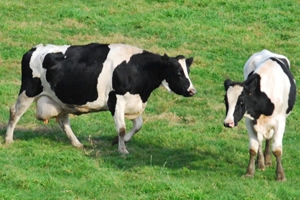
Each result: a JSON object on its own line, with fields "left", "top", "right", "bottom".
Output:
{"left": 223, "top": 50, "right": 296, "bottom": 181}
{"left": 5, "top": 43, "right": 196, "bottom": 154}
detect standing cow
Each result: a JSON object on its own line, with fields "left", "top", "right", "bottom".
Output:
{"left": 6, "top": 43, "right": 196, "bottom": 154}
{"left": 223, "top": 50, "right": 296, "bottom": 181}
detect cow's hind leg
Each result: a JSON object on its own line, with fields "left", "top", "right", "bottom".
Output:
{"left": 112, "top": 115, "right": 143, "bottom": 145}
{"left": 5, "top": 91, "right": 35, "bottom": 144}
{"left": 56, "top": 113, "right": 83, "bottom": 148}
{"left": 264, "top": 139, "right": 272, "bottom": 167}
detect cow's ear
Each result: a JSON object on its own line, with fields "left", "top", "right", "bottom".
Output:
{"left": 244, "top": 75, "right": 259, "bottom": 94}
{"left": 224, "top": 79, "right": 232, "bottom": 90}
{"left": 186, "top": 57, "right": 194, "bottom": 68}
{"left": 163, "top": 54, "right": 169, "bottom": 61}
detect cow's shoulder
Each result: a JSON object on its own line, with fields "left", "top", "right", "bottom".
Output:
{"left": 243, "top": 73, "right": 275, "bottom": 119}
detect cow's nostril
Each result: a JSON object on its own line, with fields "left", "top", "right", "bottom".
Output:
{"left": 188, "top": 88, "right": 196, "bottom": 95}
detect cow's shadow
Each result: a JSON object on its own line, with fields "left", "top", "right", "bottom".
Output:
{"left": 0, "top": 122, "right": 244, "bottom": 173}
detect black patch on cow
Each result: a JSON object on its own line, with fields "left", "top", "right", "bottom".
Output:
{"left": 43, "top": 52, "right": 65, "bottom": 69}
{"left": 107, "top": 91, "right": 117, "bottom": 116}
{"left": 247, "top": 71, "right": 254, "bottom": 79}
{"left": 45, "top": 43, "right": 110, "bottom": 105}
{"left": 19, "top": 47, "right": 43, "bottom": 97}
{"left": 270, "top": 57, "right": 296, "bottom": 114}
{"left": 243, "top": 74, "right": 275, "bottom": 119}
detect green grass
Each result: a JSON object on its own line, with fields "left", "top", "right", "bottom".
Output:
{"left": 1, "top": 0, "right": 300, "bottom": 199}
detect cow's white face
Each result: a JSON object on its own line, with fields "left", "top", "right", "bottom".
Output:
{"left": 162, "top": 55, "right": 196, "bottom": 97}
{"left": 223, "top": 79, "right": 246, "bottom": 128}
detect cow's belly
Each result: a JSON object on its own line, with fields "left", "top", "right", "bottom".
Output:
{"left": 36, "top": 92, "right": 109, "bottom": 116}
{"left": 118, "top": 93, "right": 147, "bottom": 119}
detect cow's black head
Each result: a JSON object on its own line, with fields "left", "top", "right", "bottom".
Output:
{"left": 162, "top": 54, "right": 196, "bottom": 97}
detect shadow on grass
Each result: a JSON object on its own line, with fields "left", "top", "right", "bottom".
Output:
{"left": 0, "top": 122, "right": 244, "bottom": 173}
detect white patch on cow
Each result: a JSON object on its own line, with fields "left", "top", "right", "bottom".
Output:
{"left": 30, "top": 44, "right": 70, "bottom": 78}
{"left": 244, "top": 112, "right": 254, "bottom": 120}
{"left": 224, "top": 85, "right": 243, "bottom": 125}
{"left": 117, "top": 92, "right": 147, "bottom": 120}
{"left": 161, "top": 80, "right": 171, "bottom": 91}
{"left": 108, "top": 44, "right": 144, "bottom": 66}
{"left": 243, "top": 49, "right": 290, "bottom": 79}
{"left": 178, "top": 58, "right": 196, "bottom": 93}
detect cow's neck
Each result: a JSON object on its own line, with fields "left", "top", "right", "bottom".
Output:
{"left": 137, "top": 59, "right": 167, "bottom": 102}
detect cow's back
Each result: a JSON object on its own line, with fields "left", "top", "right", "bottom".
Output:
{"left": 243, "top": 49, "right": 290, "bottom": 80}
{"left": 253, "top": 58, "right": 295, "bottom": 117}
{"left": 106, "top": 44, "right": 144, "bottom": 67}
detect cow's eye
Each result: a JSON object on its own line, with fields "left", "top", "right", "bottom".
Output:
{"left": 177, "top": 71, "right": 182, "bottom": 76}
{"left": 240, "top": 101, "right": 244, "bottom": 105}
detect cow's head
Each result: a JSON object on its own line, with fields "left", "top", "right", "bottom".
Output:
{"left": 161, "top": 54, "right": 196, "bottom": 97}
{"left": 223, "top": 74, "right": 274, "bottom": 128}
{"left": 223, "top": 79, "right": 246, "bottom": 128}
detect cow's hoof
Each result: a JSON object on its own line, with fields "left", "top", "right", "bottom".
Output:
{"left": 5, "top": 138, "right": 14, "bottom": 145}
{"left": 118, "top": 148, "right": 129, "bottom": 155}
{"left": 244, "top": 173, "right": 254, "bottom": 178}
{"left": 72, "top": 143, "right": 84, "bottom": 149}
{"left": 276, "top": 174, "right": 286, "bottom": 182}
{"left": 265, "top": 160, "right": 272, "bottom": 167}
{"left": 112, "top": 136, "right": 118, "bottom": 145}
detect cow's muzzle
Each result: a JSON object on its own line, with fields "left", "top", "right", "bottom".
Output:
{"left": 188, "top": 87, "right": 196, "bottom": 96}
{"left": 224, "top": 122, "right": 234, "bottom": 128}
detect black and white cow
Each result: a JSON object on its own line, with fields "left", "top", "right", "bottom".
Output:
{"left": 6, "top": 43, "right": 196, "bottom": 154}
{"left": 223, "top": 50, "right": 296, "bottom": 181}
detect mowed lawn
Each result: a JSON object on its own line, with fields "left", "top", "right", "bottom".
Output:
{"left": 0, "top": 0, "right": 300, "bottom": 199}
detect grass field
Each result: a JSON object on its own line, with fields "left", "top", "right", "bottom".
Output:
{"left": 0, "top": 0, "right": 300, "bottom": 199}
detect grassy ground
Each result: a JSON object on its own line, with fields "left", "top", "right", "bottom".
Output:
{"left": 0, "top": 0, "right": 300, "bottom": 199}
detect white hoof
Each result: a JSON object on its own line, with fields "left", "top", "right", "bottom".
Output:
{"left": 118, "top": 148, "right": 129, "bottom": 155}
{"left": 72, "top": 142, "right": 84, "bottom": 149}
{"left": 5, "top": 138, "right": 14, "bottom": 145}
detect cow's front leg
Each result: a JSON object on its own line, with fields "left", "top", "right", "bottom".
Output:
{"left": 273, "top": 149, "right": 285, "bottom": 181}
{"left": 245, "top": 119, "right": 259, "bottom": 177}
{"left": 57, "top": 113, "right": 83, "bottom": 148}
{"left": 273, "top": 120, "right": 286, "bottom": 181}
{"left": 112, "top": 115, "right": 143, "bottom": 145}
{"left": 113, "top": 98, "right": 128, "bottom": 154}
{"left": 246, "top": 149, "right": 256, "bottom": 177}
